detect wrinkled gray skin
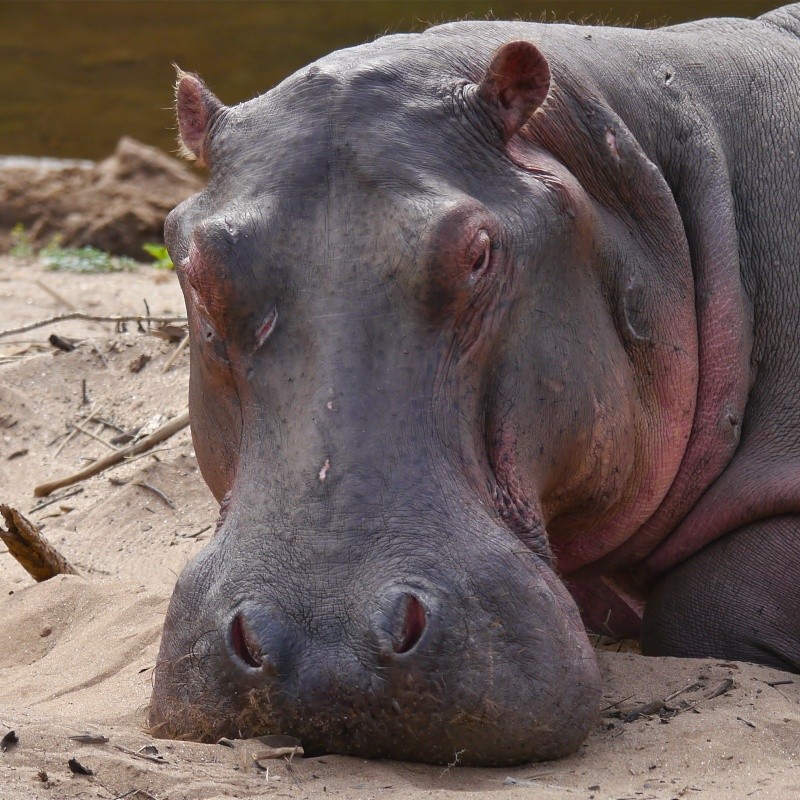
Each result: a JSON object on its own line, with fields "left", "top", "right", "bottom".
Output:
{"left": 150, "top": 6, "right": 800, "bottom": 765}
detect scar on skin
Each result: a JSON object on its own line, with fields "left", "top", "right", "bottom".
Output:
{"left": 326, "top": 400, "right": 334, "bottom": 410}
{"left": 254, "top": 308, "right": 278, "bottom": 351}
{"left": 319, "top": 459, "right": 331, "bottom": 481}
{"left": 605, "top": 128, "right": 619, "bottom": 161}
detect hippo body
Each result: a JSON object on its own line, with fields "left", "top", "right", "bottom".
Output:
{"left": 151, "top": 5, "right": 800, "bottom": 764}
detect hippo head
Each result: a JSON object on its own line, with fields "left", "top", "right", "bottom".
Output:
{"left": 150, "top": 29, "right": 696, "bottom": 765}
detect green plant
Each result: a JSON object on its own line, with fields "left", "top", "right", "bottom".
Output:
{"left": 7, "top": 225, "right": 140, "bottom": 272}
{"left": 9, "top": 223, "right": 34, "bottom": 258}
{"left": 143, "top": 243, "right": 174, "bottom": 270}
{"left": 41, "top": 240, "right": 139, "bottom": 273}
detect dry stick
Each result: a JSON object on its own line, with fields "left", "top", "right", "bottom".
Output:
{"left": 70, "top": 420, "right": 119, "bottom": 451}
{"left": 134, "top": 481, "right": 175, "bottom": 509}
{"left": 95, "top": 417, "right": 129, "bottom": 435}
{"left": 0, "top": 312, "right": 188, "bottom": 339}
{"left": 0, "top": 505, "right": 79, "bottom": 581}
{"left": 161, "top": 332, "right": 190, "bottom": 373}
{"left": 53, "top": 407, "right": 99, "bottom": 458}
{"left": 674, "top": 678, "right": 735, "bottom": 718}
{"left": 33, "top": 278, "right": 78, "bottom": 312}
{"left": 615, "top": 680, "right": 705, "bottom": 722}
{"left": 34, "top": 412, "right": 190, "bottom": 497}
{"left": 113, "top": 744, "right": 168, "bottom": 765}
{"left": 117, "top": 446, "right": 175, "bottom": 466}
{"left": 664, "top": 680, "right": 702, "bottom": 703}
{"left": 28, "top": 486, "right": 84, "bottom": 514}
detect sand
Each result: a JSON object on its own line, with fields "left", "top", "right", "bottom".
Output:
{"left": 0, "top": 256, "right": 798, "bottom": 800}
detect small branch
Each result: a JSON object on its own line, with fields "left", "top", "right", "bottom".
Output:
{"left": 28, "top": 486, "right": 85, "bottom": 514}
{"left": 0, "top": 312, "right": 188, "bottom": 340}
{"left": 178, "top": 524, "right": 212, "bottom": 539}
{"left": 0, "top": 505, "right": 79, "bottom": 581}
{"left": 671, "top": 678, "right": 735, "bottom": 718}
{"left": 134, "top": 482, "right": 175, "bottom": 509}
{"left": 600, "top": 694, "right": 635, "bottom": 713}
{"left": 94, "top": 417, "right": 130, "bottom": 435}
{"left": 664, "top": 680, "right": 702, "bottom": 703}
{"left": 34, "top": 412, "right": 190, "bottom": 497}
{"left": 161, "top": 332, "right": 190, "bottom": 373}
{"left": 70, "top": 420, "right": 119, "bottom": 451}
{"left": 34, "top": 278, "right": 79, "bottom": 312}
{"left": 113, "top": 744, "right": 168, "bottom": 765}
{"left": 53, "top": 407, "right": 99, "bottom": 458}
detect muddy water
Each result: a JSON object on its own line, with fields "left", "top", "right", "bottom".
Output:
{"left": 0, "top": 0, "right": 778, "bottom": 159}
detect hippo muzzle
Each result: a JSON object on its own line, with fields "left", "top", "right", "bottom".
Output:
{"left": 150, "top": 494, "right": 600, "bottom": 764}
{"left": 146, "top": 32, "right": 696, "bottom": 765}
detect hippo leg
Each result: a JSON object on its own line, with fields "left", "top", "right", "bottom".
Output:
{"left": 641, "top": 516, "right": 800, "bottom": 672}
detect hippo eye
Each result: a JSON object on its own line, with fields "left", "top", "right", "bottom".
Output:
{"left": 468, "top": 229, "right": 492, "bottom": 280}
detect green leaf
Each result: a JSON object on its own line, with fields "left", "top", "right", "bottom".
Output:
{"left": 41, "top": 242, "right": 138, "bottom": 273}
{"left": 143, "top": 243, "right": 174, "bottom": 270}
{"left": 9, "top": 223, "right": 34, "bottom": 258}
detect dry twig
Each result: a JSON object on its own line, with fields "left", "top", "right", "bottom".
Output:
{"left": 70, "top": 420, "right": 119, "bottom": 451}
{"left": 134, "top": 482, "right": 175, "bottom": 509}
{"left": 0, "top": 312, "right": 188, "bottom": 339}
{"left": 54, "top": 407, "right": 99, "bottom": 458}
{"left": 35, "top": 412, "right": 190, "bottom": 497}
{"left": 113, "top": 744, "right": 168, "bottom": 765}
{"left": 161, "top": 332, "right": 190, "bottom": 373}
{"left": 0, "top": 505, "right": 79, "bottom": 581}
{"left": 28, "top": 487, "right": 84, "bottom": 514}
{"left": 34, "top": 279, "right": 79, "bottom": 311}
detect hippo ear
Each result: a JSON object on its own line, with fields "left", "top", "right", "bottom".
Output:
{"left": 174, "top": 68, "right": 226, "bottom": 166}
{"left": 477, "top": 41, "right": 551, "bottom": 140}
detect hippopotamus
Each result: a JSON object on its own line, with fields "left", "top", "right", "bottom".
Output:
{"left": 149, "top": 4, "right": 800, "bottom": 765}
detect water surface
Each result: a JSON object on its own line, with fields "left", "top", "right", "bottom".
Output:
{"left": 0, "top": 0, "right": 779, "bottom": 159}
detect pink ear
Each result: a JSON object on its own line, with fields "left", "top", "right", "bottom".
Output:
{"left": 478, "top": 41, "right": 551, "bottom": 139}
{"left": 175, "top": 68, "right": 225, "bottom": 165}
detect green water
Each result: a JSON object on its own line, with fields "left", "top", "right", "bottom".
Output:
{"left": 0, "top": 0, "right": 779, "bottom": 160}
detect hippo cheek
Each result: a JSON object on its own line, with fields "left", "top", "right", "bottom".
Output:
{"left": 149, "top": 537, "right": 600, "bottom": 766}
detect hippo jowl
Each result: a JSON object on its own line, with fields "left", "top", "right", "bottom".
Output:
{"left": 149, "top": 5, "right": 800, "bottom": 765}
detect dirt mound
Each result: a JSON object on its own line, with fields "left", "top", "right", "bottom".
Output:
{"left": 0, "top": 138, "right": 202, "bottom": 257}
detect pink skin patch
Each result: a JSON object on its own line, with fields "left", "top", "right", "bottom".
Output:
{"left": 565, "top": 575, "right": 646, "bottom": 639}
{"left": 254, "top": 308, "right": 278, "bottom": 351}
{"left": 490, "top": 427, "right": 549, "bottom": 557}
{"left": 175, "top": 72, "right": 224, "bottom": 165}
{"left": 181, "top": 242, "right": 233, "bottom": 336}
{"left": 605, "top": 129, "right": 619, "bottom": 161}
{"left": 229, "top": 611, "right": 262, "bottom": 668}
{"left": 214, "top": 490, "right": 232, "bottom": 535}
{"left": 643, "top": 450, "right": 800, "bottom": 579}
{"left": 394, "top": 595, "right": 426, "bottom": 654}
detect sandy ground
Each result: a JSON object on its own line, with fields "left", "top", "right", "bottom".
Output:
{"left": 0, "top": 256, "right": 799, "bottom": 799}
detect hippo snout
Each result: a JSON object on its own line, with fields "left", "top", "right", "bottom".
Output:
{"left": 149, "top": 533, "right": 601, "bottom": 766}
{"left": 228, "top": 585, "right": 430, "bottom": 673}
{"left": 225, "top": 587, "right": 437, "bottom": 681}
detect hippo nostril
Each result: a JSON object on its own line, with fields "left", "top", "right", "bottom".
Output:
{"left": 394, "top": 594, "right": 427, "bottom": 654}
{"left": 230, "top": 612, "right": 263, "bottom": 668}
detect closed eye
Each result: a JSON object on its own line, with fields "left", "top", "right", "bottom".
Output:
{"left": 468, "top": 229, "right": 492, "bottom": 281}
